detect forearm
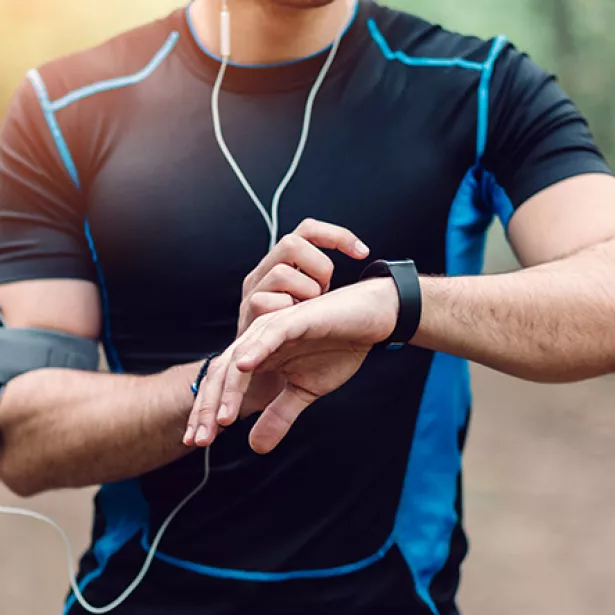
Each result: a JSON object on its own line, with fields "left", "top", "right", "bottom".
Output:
{"left": 0, "top": 363, "right": 199, "bottom": 496}
{"left": 412, "top": 241, "right": 615, "bottom": 382}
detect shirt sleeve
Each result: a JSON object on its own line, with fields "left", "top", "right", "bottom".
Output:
{"left": 0, "top": 76, "right": 96, "bottom": 285}
{"left": 483, "top": 43, "right": 613, "bottom": 211}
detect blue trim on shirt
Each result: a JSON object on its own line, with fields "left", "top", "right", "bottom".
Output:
{"left": 476, "top": 35, "right": 508, "bottom": 161}
{"left": 26, "top": 69, "right": 81, "bottom": 189}
{"left": 392, "top": 169, "right": 491, "bottom": 615}
{"left": 480, "top": 169, "right": 516, "bottom": 229}
{"left": 367, "top": 19, "right": 484, "bottom": 71}
{"left": 27, "top": 64, "right": 158, "bottom": 613}
{"left": 34, "top": 17, "right": 512, "bottom": 606}
{"left": 185, "top": 1, "right": 359, "bottom": 69}
{"left": 446, "top": 168, "right": 493, "bottom": 276}
{"left": 64, "top": 480, "right": 149, "bottom": 614}
{"left": 142, "top": 530, "right": 395, "bottom": 582}
{"left": 83, "top": 222, "right": 124, "bottom": 374}
{"left": 50, "top": 31, "right": 179, "bottom": 112}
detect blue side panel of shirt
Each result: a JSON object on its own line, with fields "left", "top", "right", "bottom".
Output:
{"left": 29, "top": 18, "right": 519, "bottom": 612}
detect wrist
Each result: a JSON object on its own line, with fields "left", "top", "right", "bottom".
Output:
{"left": 359, "top": 259, "right": 422, "bottom": 348}
{"left": 361, "top": 277, "right": 400, "bottom": 343}
{"left": 160, "top": 362, "right": 202, "bottom": 412}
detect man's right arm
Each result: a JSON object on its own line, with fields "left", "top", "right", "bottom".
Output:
{"left": 0, "top": 279, "right": 200, "bottom": 497}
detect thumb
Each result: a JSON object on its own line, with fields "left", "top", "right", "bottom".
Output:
{"left": 249, "top": 384, "right": 317, "bottom": 454}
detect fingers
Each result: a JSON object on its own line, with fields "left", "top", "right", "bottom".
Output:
{"left": 235, "top": 314, "right": 303, "bottom": 374}
{"left": 216, "top": 358, "right": 254, "bottom": 428}
{"left": 248, "top": 220, "right": 370, "bottom": 292}
{"left": 250, "top": 234, "right": 334, "bottom": 292}
{"left": 249, "top": 384, "right": 317, "bottom": 454}
{"left": 248, "top": 291, "right": 295, "bottom": 319}
{"left": 258, "top": 264, "right": 322, "bottom": 301}
{"left": 294, "top": 218, "right": 370, "bottom": 261}
{"left": 184, "top": 355, "right": 229, "bottom": 448}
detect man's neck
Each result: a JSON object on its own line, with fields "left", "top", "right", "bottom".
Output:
{"left": 190, "top": 0, "right": 354, "bottom": 65}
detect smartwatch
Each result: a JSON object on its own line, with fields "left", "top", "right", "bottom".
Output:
{"left": 359, "top": 259, "right": 422, "bottom": 350}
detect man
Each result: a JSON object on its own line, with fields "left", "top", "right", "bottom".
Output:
{"left": 0, "top": 0, "right": 614, "bottom": 613}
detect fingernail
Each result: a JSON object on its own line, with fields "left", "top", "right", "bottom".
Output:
{"left": 195, "top": 425, "right": 209, "bottom": 445}
{"left": 218, "top": 404, "right": 231, "bottom": 422}
{"left": 183, "top": 426, "right": 195, "bottom": 444}
{"left": 354, "top": 240, "right": 369, "bottom": 256}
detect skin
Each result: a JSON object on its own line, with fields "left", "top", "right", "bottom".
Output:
{"left": 0, "top": 220, "right": 368, "bottom": 496}
{"left": 1, "top": 0, "right": 614, "bottom": 495}
{"left": 186, "top": 174, "right": 615, "bottom": 454}
{"left": 0, "top": 1, "right": 362, "bottom": 497}
{"left": 191, "top": 0, "right": 353, "bottom": 65}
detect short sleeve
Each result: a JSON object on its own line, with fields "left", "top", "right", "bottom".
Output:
{"left": 0, "top": 77, "right": 95, "bottom": 285}
{"left": 483, "top": 44, "right": 613, "bottom": 210}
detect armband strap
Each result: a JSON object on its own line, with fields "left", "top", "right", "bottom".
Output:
{"left": 0, "top": 327, "right": 100, "bottom": 387}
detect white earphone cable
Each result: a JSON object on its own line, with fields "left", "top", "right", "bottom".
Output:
{"left": 0, "top": 1, "right": 355, "bottom": 612}
{"left": 211, "top": 5, "right": 349, "bottom": 252}
{"left": 0, "top": 448, "right": 211, "bottom": 614}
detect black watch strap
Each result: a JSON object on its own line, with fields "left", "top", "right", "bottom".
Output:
{"left": 359, "top": 259, "right": 422, "bottom": 350}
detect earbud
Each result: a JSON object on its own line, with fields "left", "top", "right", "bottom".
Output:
{"left": 220, "top": 0, "right": 231, "bottom": 59}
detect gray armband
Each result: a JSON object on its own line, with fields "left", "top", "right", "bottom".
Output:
{"left": 0, "top": 327, "right": 100, "bottom": 387}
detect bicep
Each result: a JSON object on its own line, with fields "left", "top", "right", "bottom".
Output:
{"left": 508, "top": 174, "right": 615, "bottom": 266}
{"left": 0, "top": 76, "right": 99, "bottom": 337}
{"left": 0, "top": 279, "right": 101, "bottom": 339}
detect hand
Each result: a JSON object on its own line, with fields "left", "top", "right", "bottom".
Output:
{"left": 237, "top": 218, "right": 370, "bottom": 336}
{"left": 184, "top": 278, "right": 399, "bottom": 453}
{"left": 184, "top": 219, "right": 370, "bottom": 447}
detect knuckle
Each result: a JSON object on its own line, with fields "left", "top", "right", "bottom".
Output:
{"left": 279, "top": 233, "right": 299, "bottom": 254}
{"left": 322, "top": 257, "right": 334, "bottom": 281}
{"left": 271, "top": 263, "right": 292, "bottom": 284}
{"left": 296, "top": 217, "right": 317, "bottom": 233}
{"left": 248, "top": 293, "right": 267, "bottom": 315}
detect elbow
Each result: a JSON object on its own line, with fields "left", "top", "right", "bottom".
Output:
{"left": 0, "top": 442, "right": 47, "bottom": 498}
{"left": 507, "top": 355, "right": 614, "bottom": 385}
{"left": 0, "top": 464, "right": 47, "bottom": 499}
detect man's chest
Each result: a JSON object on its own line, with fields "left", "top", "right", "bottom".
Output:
{"left": 85, "top": 90, "right": 476, "bottom": 300}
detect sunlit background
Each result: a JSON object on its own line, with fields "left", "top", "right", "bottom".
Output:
{"left": 1, "top": 1, "right": 614, "bottom": 614}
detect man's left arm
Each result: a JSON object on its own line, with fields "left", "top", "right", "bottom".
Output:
{"left": 186, "top": 45, "right": 615, "bottom": 451}
{"left": 415, "top": 173, "right": 615, "bottom": 383}
{"left": 413, "top": 43, "right": 615, "bottom": 383}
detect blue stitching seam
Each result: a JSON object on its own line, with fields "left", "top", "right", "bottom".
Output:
{"left": 27, "top": 34, "right": 179, "bottom": 612}
{"left": 476, "top": 35, "right": 509, "bottom": 161}
{"left": 83, "top": 221, "right": 123, "bottom": 373}
{"left": 367, "top": 19, "right": 484, "bottom": 71}
{"left": 50, "top": 31, "right": 179, "bottom": 112}
{"left": 26, "top": 70, "right": 81, "bottom": 189}
{"left": 36, "top": 21, "right": 508, "bottom": 604}
{"left": 141, "top": 529, "right": 396, "bottom": 582}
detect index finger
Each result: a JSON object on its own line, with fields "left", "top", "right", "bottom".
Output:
{"left": 294, "top": 218, "right": 370, "bottom": 260}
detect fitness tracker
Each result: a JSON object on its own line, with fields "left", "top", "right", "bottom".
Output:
{"left": 359, "top": 259, "right": 422, "bottom": 350}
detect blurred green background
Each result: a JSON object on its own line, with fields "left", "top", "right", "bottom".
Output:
{"left": 0, "top": 2, "right": 614, "bottom": 614}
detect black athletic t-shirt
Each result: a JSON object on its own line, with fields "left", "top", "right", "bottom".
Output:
{"left": 0, "top": 2, "right": 611, "bottom": 614}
